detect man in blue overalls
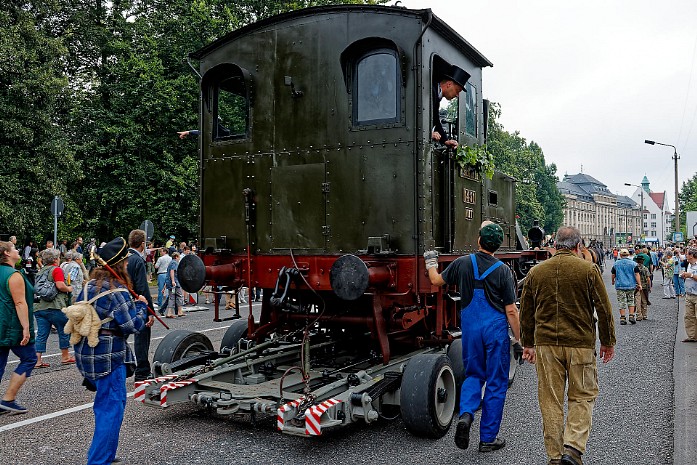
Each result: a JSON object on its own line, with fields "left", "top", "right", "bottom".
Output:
{"left": 425, "top": 221, "right": 523, "bottom": 452}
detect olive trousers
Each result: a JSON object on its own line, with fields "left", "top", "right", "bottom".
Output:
{"left": 535, "top": 345, "right": 598, "bottom": 460}
{"left": 685, "top": 294, "right": 697, "bottom": 340}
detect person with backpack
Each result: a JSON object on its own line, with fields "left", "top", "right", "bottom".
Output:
{"left": 72, "top": 236, "right": 148, "bottom": 465}
{"left": 0, "top": 241, "right": 38, "bottom": 414}
{"left": 33, "top": 248, "right": 74, "bottom": 368}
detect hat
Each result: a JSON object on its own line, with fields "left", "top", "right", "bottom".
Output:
{"left": 479, "top": 223, "right": 504, "bottom": 251}
{"left": 97, "top": 237, "right": 130, "bottom": 266}
{"left": 633, "top": 255, "right": 644, "bottom": 262}
{"left": 443, "top": 65, "right": 470, "bottom": 90}
{"left": 619, "top": 248, "right": 629, "bottom": 256}
{"left": 170, "top": 235, "right": 175, "bottom": 239}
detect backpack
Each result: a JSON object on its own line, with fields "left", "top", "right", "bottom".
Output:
{"left": 34, "top": 266, "right": 59, "bottom": 301}
{"left": 63, "top": 284, "right": 130, "bottom": 347}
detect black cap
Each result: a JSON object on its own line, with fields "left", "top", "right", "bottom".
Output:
{"left": 97, "top": 237, "right": 130, "bottom": 266}
{"left": 443, "top": 65, "right": 470, "bottom": 89}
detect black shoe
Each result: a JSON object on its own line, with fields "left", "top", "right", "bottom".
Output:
{"left": 560, "top": 453, "right": 582, "bottom": 465}
{"left": 454, "top": 413, "right": 472, "bottom": 449}
{"left": 560, "top": 446, "right": 583, "bottom": 465}
{"left": 478, "top": 437, "right": 505, "bottom": 452}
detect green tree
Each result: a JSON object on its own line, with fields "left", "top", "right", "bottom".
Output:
{"left": 0, "top": 1, "right": 78, "bottom": 243}
{"left": 486, "top": 103, "right": 565, "bottom": 233}
{"left": 679, "top": 173, "right": 697, "bottom": 238}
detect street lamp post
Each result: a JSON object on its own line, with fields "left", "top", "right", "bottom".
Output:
{"left": 625, "top": 182, "right": 644, "bottom": 242}
{"left": 644, "top": 139, "right": 679, "bottom": 239}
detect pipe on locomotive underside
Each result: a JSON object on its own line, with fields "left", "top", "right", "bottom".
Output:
{"left": 179, "top": 253, "right": 395, "bottom": 299}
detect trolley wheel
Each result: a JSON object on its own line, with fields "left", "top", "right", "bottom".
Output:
{"left": 446, "top": 339, "right": 464, "bottom": 407}
{"left": 153, "top": 330, "right": 214, "bottom": 365}
{"left": 219, "top": 319, "right": 249, "bottom": 354}
{"left": 400, "top": 354, "right": 456, "bottom": 438}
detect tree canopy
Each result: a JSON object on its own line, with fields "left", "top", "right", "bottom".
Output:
{"left": 486, "top": 102, "right": 565, "bottom": 233}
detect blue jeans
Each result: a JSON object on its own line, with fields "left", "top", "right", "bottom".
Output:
{"left": 0, "top": 343, "right": 38, "bottom": 379}
{"left": 34, "top": 309, "right": 70, "bottom": 353}
{"left": 674, "top": 274, "right": 686, "bottom": 296}
{"left": 157, "top": 273, "right": 167, "bottom": 307}
{"left": 87, "top": 364, "right": 126, "bottom": 465}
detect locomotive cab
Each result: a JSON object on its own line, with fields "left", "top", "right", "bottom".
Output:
{"left": 178, "top": 5, "right": 536, "bottom": 365}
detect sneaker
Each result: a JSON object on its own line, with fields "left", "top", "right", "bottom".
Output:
{"left": 620, "top": 316, "right": 627, "bottom": 325}
{"left": 479, "top": 437, "right": 505, "bottom": 452}
{"left": 454, "top": 413, "right": 472, "bottom": 449}
{"left": 0, "top": 399, "right": 28, "bottom": 414}
{"left": 629, "top": 315, "right": 636, "bottom": 324}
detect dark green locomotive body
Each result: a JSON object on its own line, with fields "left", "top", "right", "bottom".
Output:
{"left": 181, "top": 5, "right": 546, "bottom": 363}
{"left": 192, "top": 5, "right": 518, "bottom": 257}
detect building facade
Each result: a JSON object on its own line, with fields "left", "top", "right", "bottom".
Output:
{"left": 557, "top": 173, "right": 642, "bottom": 247}
{"left": 626, "top": 175, "right": 674, "bottom": 244}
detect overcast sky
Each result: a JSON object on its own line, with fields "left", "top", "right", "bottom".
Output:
{"left": 402, "top": 0, "right": 697, "bottom": 206}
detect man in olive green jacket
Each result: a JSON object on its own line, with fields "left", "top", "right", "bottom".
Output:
{"left": 520, "top": 226, "right": 616, "bottom": 465}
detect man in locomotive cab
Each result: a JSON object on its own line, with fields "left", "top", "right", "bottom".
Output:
{"left": 431, "top": 64, "right": 470, "bottom": 149}
{"left": 424, "top": 221, "right": 523, "bottom": 453}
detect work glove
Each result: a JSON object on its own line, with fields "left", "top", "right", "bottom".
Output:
{"left": 424, "top": 250, "right": 439, "bottom": 270}
{"left": 513, "top": 341, "right": 524, "bottom": 365}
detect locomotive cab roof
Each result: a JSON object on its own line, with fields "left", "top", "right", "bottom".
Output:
{"left": 189, "top": 4, "right": 492, "bottom": 68}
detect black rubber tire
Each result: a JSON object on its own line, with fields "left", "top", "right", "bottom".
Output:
{"left": 153, "top": 330, "right": 214, "bottom": 365}
{"left": 400, "top": 354, "right": 456, "bottom": 438}
{"left": 219, "top": 319, "right": 249, "bottom": 353}
{"left": 446, "top": 339, "right": 464, "bottom": 407}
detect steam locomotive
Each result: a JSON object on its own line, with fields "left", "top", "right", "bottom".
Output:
{"left": 145, "top": 5, "right": 547, "bottom": 437}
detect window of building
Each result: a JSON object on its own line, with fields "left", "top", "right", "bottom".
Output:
{"left": 651, "top": 214, "right": 656, "bottom": 219}
{"left": 651, "top": 222, "right": 656, "bottom": 228}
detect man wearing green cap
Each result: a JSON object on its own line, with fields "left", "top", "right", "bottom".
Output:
{"left": 424, "top": 221, "right": 522, "bottom": 453}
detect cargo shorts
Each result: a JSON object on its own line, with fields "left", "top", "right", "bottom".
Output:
{"left": 616, "top": 289, "right": 635, "bottom": 309}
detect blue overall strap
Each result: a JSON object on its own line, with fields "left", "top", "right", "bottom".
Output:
{"left": 470, "top": 253, "right": 504, "bottom": 281}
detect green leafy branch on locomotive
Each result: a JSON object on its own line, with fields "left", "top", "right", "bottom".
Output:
{"left": 454, "top": 144, "right": 495, "bottom": 180}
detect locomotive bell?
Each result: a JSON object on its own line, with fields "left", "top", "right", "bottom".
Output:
{"left": 330, "top": 254, "right": 370, "bottom": 301}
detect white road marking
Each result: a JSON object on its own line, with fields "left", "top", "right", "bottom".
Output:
{"left": 6, "top": 325, "right": 230, "bottom": 365}
{"left": 1, "top": 325, "right": 233, "bottom": 432}
{"left": 0, "top": 392, "right": 134, "bottom": 433}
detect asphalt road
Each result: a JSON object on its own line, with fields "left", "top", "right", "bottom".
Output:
{"left": 0, "top": 266, "right": 691, "bottom": 465}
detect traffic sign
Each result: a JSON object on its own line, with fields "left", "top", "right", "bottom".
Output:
{"left": 140, "top": 220, "right": 154, "bottom": 241}
{"left": 50, "top": 196, "right": 64, "bottom": 216}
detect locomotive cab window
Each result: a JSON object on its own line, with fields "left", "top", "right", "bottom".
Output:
{"left": 341, "top": 38, "right": 405, "bottom": 128}
{"left": 202, "top": 63, "right": 252, "bottom": 141}
{"left": 464, "top": 82, "right": 477, "bottom": 137}
{"left": 353, "top": 49, "right": 400, "bottom": 125}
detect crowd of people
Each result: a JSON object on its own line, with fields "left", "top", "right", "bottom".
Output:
{"left": 0, "top": 231, "right": 200, "bottom": 464}
{"left": 2, "top": 226, "right": 697, "bottom": 464}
